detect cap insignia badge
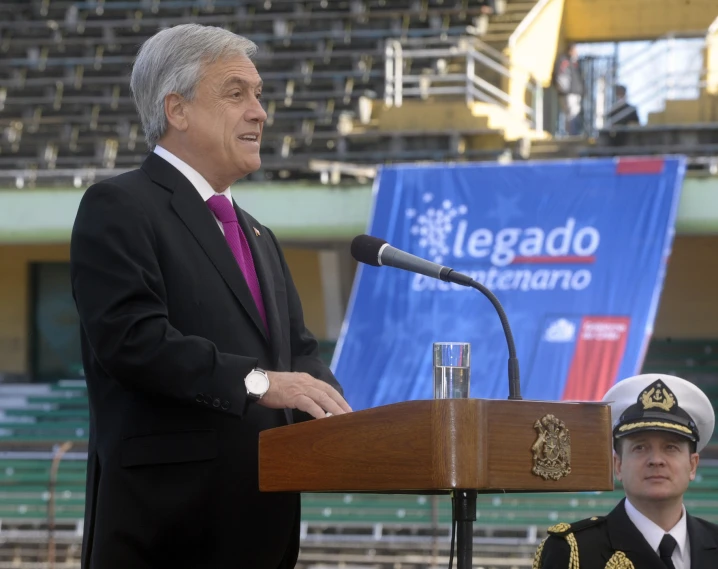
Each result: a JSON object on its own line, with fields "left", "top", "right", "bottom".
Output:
{"left": 640, "top": 383, "right": 676, "bottom": 412}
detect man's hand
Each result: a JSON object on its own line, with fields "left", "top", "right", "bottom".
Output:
{"left": 259, "top": 371, "right": 352, "bottom": 419}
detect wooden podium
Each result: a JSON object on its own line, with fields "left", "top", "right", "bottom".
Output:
{"left": 259, "top": 398, "right": 614, "bottom": 567}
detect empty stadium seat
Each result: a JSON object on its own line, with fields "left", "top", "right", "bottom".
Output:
{"left": 0, "top": 0, "right": 539, "bottom": 185}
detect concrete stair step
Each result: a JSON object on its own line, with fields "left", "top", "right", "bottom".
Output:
{"left": 503, "top": 0, "right": 541, "bottom": 10}
{"left": 481, "top": 31, "right": 514, "bottom": 44}
{"left": 526, "top": 137, "right": 588, "bottom": 157}
{"left": 486, "top": 21, "right": 528, "bottom": 33}
{"left": 491, "top": 10, "right": 533, "bottom": 23}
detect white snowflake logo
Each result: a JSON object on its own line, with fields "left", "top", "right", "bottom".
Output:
{"left": 406, "top": 194, "right": 468, "bottom": 262}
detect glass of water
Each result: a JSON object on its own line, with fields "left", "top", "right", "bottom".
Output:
{"left": 433, "top": 342, "right": 471, "bottom": 399}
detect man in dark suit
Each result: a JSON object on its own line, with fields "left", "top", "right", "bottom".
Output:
{"left": 608, "top": 85, "right": 640, "bottom": 127}
{"left": 534, "top": 374, "right": 718, "bottom": 568}
{"left": 70, "top": 23, "right": 351, "bottom": 569}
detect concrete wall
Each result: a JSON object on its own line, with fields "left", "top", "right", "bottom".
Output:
{"left": 283, "top": 248, "right": 327, "bottom": 339}
{"left": 706, "top": 17, "right": 718, "bottom": 94}
{"left": 0, "top": 244, "right": 70, "bottom": 377}
{"left": 564, "top": 0, "right": 718, "bottom": 42}
{"left": 647, "top": 95, "right": 718, "bottom": 125}
{"left": 508, "top": 0, "right": 564, "bottom": 87}
{"left": 654, "top": 236, "right": 718, "bottom": 338}
{"left": 374, "top": 100, "right": 491, "bottom": 132}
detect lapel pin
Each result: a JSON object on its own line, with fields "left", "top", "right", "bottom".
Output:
{"left": 253, "top": 227, "right": 261, "bottom": 236}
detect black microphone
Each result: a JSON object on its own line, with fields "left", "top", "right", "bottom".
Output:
{"left": 350, "top": 234, "right": 522, "bottom": 400}
{"left": 350, "top": 234, "right": 474, "bottom": 286}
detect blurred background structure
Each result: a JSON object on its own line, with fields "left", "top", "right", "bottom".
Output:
{"left": 2, "top": 0, "right": 718, "bottom": 567}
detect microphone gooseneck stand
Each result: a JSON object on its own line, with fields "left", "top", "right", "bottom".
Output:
{"left": 349, "top": 235, "right": 523, "bottom": 569}
{"left": 453, "top": 489, "right": 477, "bottom": 569}
{"left": 468, "top": 278, "right": 521, "bottom": 402}
{"left": 451, "top": 278, "right": 521, "bottom": 569}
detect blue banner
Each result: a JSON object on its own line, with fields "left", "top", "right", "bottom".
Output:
{"left": 332, "top": 158, "right": 685, "bottom": 410}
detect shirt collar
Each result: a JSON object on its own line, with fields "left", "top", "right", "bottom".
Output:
{"left": 153, "top": 145, "right": 232, "bottom": 204}
{"left": 624, "top": 498, "right": 688, "bottom": 558}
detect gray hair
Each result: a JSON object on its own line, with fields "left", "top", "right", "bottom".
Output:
{"left": 130, "top": 24, "right": 258, "bottom": 149}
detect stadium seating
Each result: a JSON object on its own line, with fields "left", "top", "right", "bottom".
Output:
{"left": 0, "top": 382, "right": 89, "bottom": 449}
{"left": 1, "top": 339, "right": 717, "bottom": 568}
{"left": 2, "top": 0, "right": 717, "bottom": 188}
{"left": 0, "top": 0, "right": 543, "bottom": 187}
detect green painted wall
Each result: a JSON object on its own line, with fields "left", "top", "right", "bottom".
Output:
{"left": 0, "top": 176, "right": 717, "bottom": 244}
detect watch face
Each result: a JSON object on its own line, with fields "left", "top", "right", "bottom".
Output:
{"left": 246, "top": 371, "right": 269, "bottom": 396}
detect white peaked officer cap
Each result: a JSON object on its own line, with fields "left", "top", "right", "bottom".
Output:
{"left": 602, "top": 373, "right": 715, "bottom": 453}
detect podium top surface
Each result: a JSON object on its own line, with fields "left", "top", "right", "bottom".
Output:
{"left": 259, "top": 398, "right": 614, "bottom": 494}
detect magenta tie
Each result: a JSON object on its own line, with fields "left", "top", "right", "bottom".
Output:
{"left": 206, "top": 195, "right": 268, "bottom": 334}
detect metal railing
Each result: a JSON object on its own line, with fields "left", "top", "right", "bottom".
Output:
{"left": 384, "top": 36, "right": 544, "bottom": 132}
{"left": 600, "top": 33, "right": 707, "bottom": 130}
{"left": 47, "top": 442, "right": 74, "bottom": 569}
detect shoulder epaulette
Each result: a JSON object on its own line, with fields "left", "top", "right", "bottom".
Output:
{"left": 533, "top": 517, "right": 605, "bottom": 569}
{"left": 548, "top": 516, "right": 606, "bottom": 536}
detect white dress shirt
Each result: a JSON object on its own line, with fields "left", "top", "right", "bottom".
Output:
{"left": 153, "top": 145, "right": 233, "bottom": 234}
{"left": 625, "top": 498, "right": 689, "bottom": 569}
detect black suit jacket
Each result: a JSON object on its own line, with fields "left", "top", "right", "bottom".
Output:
{"left": 608, "top": 102, "right": 640, "bottom": 126}
{"left": 70, "top": 153, "right": 342, "bottom": 569}
{"left": 537, "top": 498, "right": 718, "bottom": 568}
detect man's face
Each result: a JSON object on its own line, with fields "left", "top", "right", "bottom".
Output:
{"left": 181, "top": 55, "right": 266, "bottom": 184}
{"left": 615, "top": 431, "right": 698, "bottom": 505}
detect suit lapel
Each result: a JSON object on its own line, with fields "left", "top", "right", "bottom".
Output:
{"left": 234, "top": 204, "right": 283, "bottom": 366}
{"left": 687, "top": 513, "right": 718, "bottom": 569}
{"left": 606, "top": 499, "right": 665, "bottom": 568}
{"left": 142, "top": 153, "right": 269, "bottom": 342}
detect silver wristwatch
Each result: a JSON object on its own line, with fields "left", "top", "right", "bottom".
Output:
{"left": 244, "top": 368, "right": 270, "bottom": 402}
